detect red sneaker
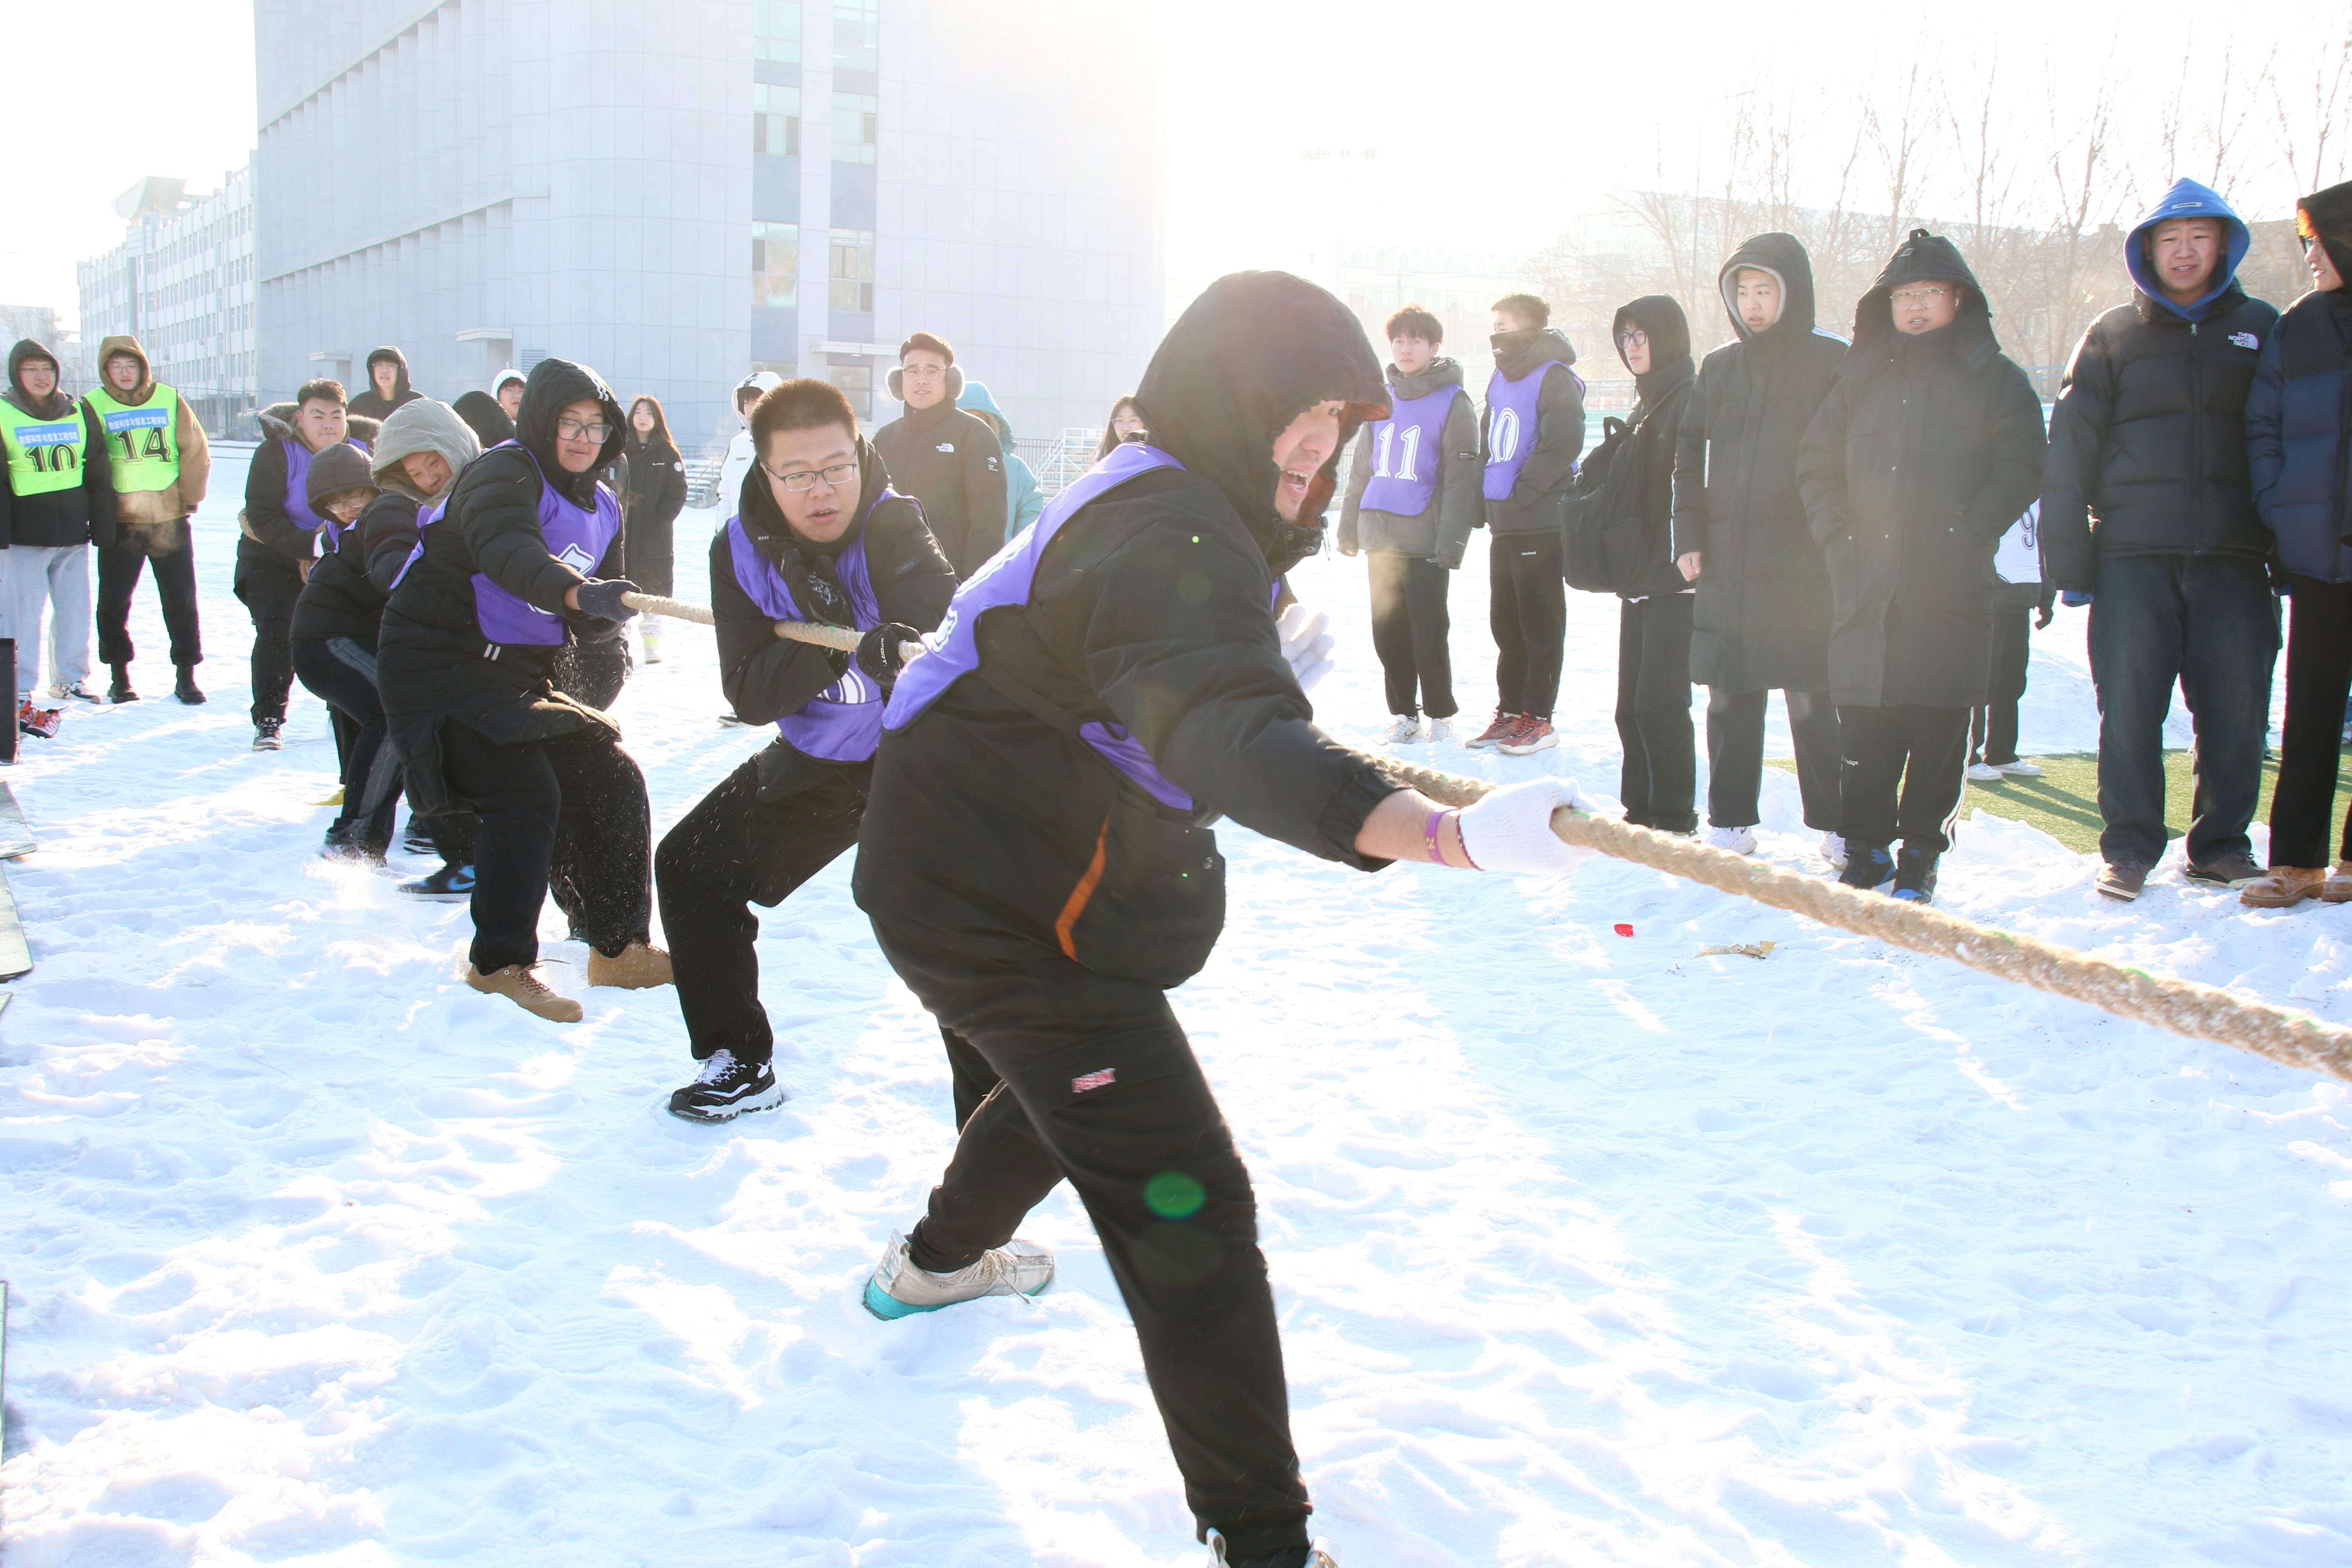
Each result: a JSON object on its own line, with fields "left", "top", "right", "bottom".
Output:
{"left": 1497, "top": 715, "right": 1558, "bottom": 754}
{"left": 17, "top": 700, "right": 61, "bottom": 740}
{"left": 1466, "top": 710, "right": 1522, "bottom": 749}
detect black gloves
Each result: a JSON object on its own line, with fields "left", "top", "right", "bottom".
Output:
{"left": 572, "top": 578, "right": 640, "bottom": 622}
{"left": 854, "top": 622, "right": 921, "bottom": 689}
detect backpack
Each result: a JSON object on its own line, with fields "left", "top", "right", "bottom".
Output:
{"left": 1562, "top": 415, "right": 1634, "bottom": 592}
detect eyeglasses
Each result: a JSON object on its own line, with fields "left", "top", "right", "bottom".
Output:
{"left": 554, "top": 417, "right": 612, "bottom": 442}
{"left": 1890, "top": 286, "right": 1952, "bottom": 306}
{"left": 2299, "top": 232, "right": 2317, "bottom": 254}
{"left": 763, "top": 459, "right": 859, "bottom": 492}
{"left": 1618, "top": 328, "right": 1649, "bottom": 348}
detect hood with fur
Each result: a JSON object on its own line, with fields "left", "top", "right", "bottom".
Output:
{"left": 1718, "top": 232, "right": 1823, "bottom": 346}
{"left": 257, "top": 401, "right": 383, "bottom": 449}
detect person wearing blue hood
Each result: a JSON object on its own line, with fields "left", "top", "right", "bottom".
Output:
{"left": 956, "top": 380, "right": 1043, "bottom": 544}
{"left": 2042, "top": 177, "right": 2282, "bottom": 902}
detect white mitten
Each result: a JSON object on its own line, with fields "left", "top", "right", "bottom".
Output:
{"left": 1277, "top": 603, "right": 1335, "bottom": 694}
{"left": 1455, "top": 777, "right": 1596, "bottom": 876}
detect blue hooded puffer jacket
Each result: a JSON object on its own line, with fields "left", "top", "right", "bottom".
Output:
{"left": 956, "top": 380, "right": 1044, "bottom": 543}
{"left": 2126, "top": 178, "right": 2252, "bottom": 323}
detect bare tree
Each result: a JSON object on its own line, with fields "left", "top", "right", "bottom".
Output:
{"left": 2266, "top": 23, "right": 2352, "bottom": 194}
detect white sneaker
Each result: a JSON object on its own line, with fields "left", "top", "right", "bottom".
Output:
{"left": 1424, "top": 716, "right": 1456, "bottom": 744}
{"left": 1965, "top": 761, "right": 2003, "bottom": 782}
{"left": 1997, "top": 759, "right": 2043, "bottom": 777}
{"left": 1376, "top": 714, "right": 1423, "bottom": 745}
{"left": 863, "top": 1230, "right": 1053, "bottom": 1320}
{"left": 1820, "top": 831, "right": 1848, "bottom": 870}
{"left": 1209, "top": 1532, "right": 1339, "bottom": 1566}
{"left": 1702, "top": 824, "right": 1758, "bottom": 855}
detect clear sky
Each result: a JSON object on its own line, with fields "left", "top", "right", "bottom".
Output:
{"left": 4, "top": 0, "right": 2337, "bottom": 328}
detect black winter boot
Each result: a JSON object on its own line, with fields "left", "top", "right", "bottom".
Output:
{"left": 108, "top": 663, "right": 138, "bottom": 703}
{"left": 174, "top": 665, "right": 206, "bottom": 704}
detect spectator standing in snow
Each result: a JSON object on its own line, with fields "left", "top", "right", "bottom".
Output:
{"left": 1469, "top": 293, "right": 1585, "bottom": 756}
{"left": 451, "top": 389, "right": 513, "bottom": 449}
{"left": 956, "top": 380, "right": 1044, "bottom": 543}
{"left": 1336, "top": 303, "right": 1479, "bottom": 745}
{"left": 851, "top": 270, "right": 1589, "bottom": 1568}
{"left": 2042, "top": 178, "right": 2281, "bottom": 902}
{"left": 1799, "top": 230, "right": 2047, "bottom": 904}
{"left": 1093, "top": 393, "right": 1145, "bottom": 460}
{"left": 620, "top": 395, "right": 686, "bottom": 664}
{"left": 0, "top": 339, "right": 114, "bottom": 720}
{"left": 2241, "top": 179, "right": 2352, "bottom": 910}
{"left": 377, "top": 357, "right": 670, "bottom": 1022}
{"left": 291, "top": 398, "right": 479, "bottom": 866}
{"left": 1966, "top": 573, "right": 2056, "bottom": 782}
{"left": 1670, "top": 233, "right": 1848, "bottom": 864}
{"left": 346, "top": 347, "right": 423, "bottom": 423}
{"left": 241, "top": 382, "right": 380, "bottom": 751}
{"left": 86, "top": 335, "right": 208, "bottom": 705}
{"left": 491, "top": 369, "right": 525, "bottom": 426}
{"left": 655, "top": 379, "right": 956, "bottom": 1122}
{"left": 716, "top": 371, "right": 783, "bottom": 514}
{"left": 872, "top": 333, "right": 1009, "bottom": 579}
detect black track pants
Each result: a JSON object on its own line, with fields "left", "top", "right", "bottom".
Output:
{"left": 96, "top": 518, "right": 202, "bottom": 669}
{"left": 1837, "top": 702, "right": 1971, "bottom": 854}
{"left": 1367, "top": 552, "right": 1455, "bottom": 718}
{"left": 291, "top": 637, "right": 402, "bottom": 853}
{"left": 2269, "top": 577, "right": 2352, "bottom": 869}
{"left": 1616, "top": 594, "right": 1697, "bottom": 832}
{"left": 1488, "top": 531, "right": 1565, "bottom": 718}
{"left": 1705, "top": 685, "right": 1843, "bottom": 831}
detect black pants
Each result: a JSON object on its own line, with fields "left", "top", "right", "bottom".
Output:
{"left": 656, "top": 753, "right": 871, "bottom": 1067}
{"left": 1488, "top": 531, "right": 1565, "bottom": 718}
{"left": 1705, "top": 686, "right": 1842, "bottom": 831}
{"left": 437, "top": 720, "right": 652, "bottom": 972}
{"left": 2086, "top": 553, "right": 2277, "bottom": 867}
{"left": 95, "top": 518, "right": 202, "bottom": 669}
{"left": 291, "top": 637, "right": 402, "bottom": 854}
{"left": 1616, "top": 594, "right": 1697, "bottom": 832}
{"left": 1367, "top": 552, "right": 1455, "bottom": 718}
{"left": 543, "top": 638, "right": 633, "bottom": 933}
{"left": 1837, "top": 703, "right": 1971, "bottom": 854}
{"left": 2270, "top": 577, "right": 2352, "bottom": 868}
{"left": 236, "top": 572, "right": 303, "bottom": 726}
{"left": 1969, "top": 609, "right": 2033, "bottom": 766}
{"left": 876, "top": 923, "right": 1310, "bottom": 1561}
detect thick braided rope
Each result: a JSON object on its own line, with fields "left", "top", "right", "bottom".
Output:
{"left": 1386, "top": 756, "right": 2352, "bottom": 1084}
{"left": 619, "top": 593, "right": 908, "bottom": 657}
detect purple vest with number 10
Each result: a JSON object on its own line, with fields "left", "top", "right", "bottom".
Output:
{"left": 1482, "top": 360, "right": 1568, "bottom": 500}
{"left": 1358, "top": 384, "right": 1458, "bottom": 518}
{"left": 724, "top": 512, "right": 888, "bottom": 762}
{"left": 883, "top": 440, "right": 1197, "bottom": 812}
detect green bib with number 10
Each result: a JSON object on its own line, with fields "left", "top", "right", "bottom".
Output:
{"left": 83, "top": 384, "right": 180, "bottom": 494}
{"left": 0, "top": 398, "right": 86, "bottom": 496}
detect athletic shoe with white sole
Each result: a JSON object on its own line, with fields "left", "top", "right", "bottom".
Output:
{"left": 1819, "top": 831, "right": 1848, "bottom": 870}
{"left": 1376, "top": 714, "right": 1423, "bottom": 745}
{"left": 1424, "top": 717, "right": 1457, "bottom": 744}
{"left": 863, "top": 1231, "right": 1053, "bottom": 1320}
{"left": 1464, "top": 710, "right": 1520, "bottom": 748}
{"left": 1702, "top": 823, "right": 1758, "bottom": 854}
{"left": 1996, "top": 759, "right": 2043, "bottom": 777}
{"left": 397, "top": 862, "right": 476, "bottom": 901}
{"left": 1965, "top": 761, "right": 2003, "bottom": 782}
{"left": 1207, "top": 1531, "right": 1341, "bottom": 1567}
{"left": 1496, "top": 715, "right": 1557, "bottom": 754}
{"left": 668, "top": 1049, "right": 786, "bottom": 1122}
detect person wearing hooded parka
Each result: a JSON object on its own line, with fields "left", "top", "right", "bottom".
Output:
{"left": 377, "top": 357, "right": 671, "bottom": 1023}
{"left": 1670, "top": 233, "right": 1848, "bottom": 860}
{"left": 0, "top": 339, "right": 115, "bottom": 711}
{"left": 849, "top": 271, "right": 1592, "bottom": 1568}
{"left": 347, "top": 346, "right": 424, "bottom": 422}
{"left": 1799, "top": 229, "right": 2047, "bottom": 903}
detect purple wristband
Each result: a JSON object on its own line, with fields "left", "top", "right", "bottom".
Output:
{"left": 1423, "top": 808, "right": 1449, "bottom": 864}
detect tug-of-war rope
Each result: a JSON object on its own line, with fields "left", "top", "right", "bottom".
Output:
{"left": 619, "top": 591, "right": 2352, "bottom": 1086}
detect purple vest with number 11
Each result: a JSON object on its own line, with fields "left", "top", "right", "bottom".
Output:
{"left": 883, "top": 440, "right": 1196, "bottom": 812}
{"left": 725, "top": 512, "right": 888, "bottom": 762}
{"left": 1358, "top": 384, "right": 1458, "bottom": 518}
{"left": 1482, "top": 360, "right": 1568, "bottom": 500}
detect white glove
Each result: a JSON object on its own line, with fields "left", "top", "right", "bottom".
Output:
{"left": 1277, "top": 603, "right": 1335, "bottom": 694}
{"left": 1456, "top": 777, "right": 1596, "bottom": 876}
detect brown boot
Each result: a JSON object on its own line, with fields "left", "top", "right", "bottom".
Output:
{"left": 466, "top": 962, "right": 585, "bottom": 1022}
{"left": 2324, "top": 862, "right": 2352, "bottom": 904}
{"left": 2240, "top": 867, "right": 2327, "bottom": 909}
{"left": 588, "top": 940, "right": 673, "bottom": 989}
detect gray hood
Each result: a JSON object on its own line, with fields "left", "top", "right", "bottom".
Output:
{"left": 369, "top": 397, "right": 483, "bottom": 503}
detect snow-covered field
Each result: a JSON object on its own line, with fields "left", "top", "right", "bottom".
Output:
{"left": 3, "top": 450, "right": 2348, "bottom": 1567}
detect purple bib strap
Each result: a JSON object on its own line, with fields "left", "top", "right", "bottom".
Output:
{"left": 1483, "top": 361, "right": 1577, "bottom": 501}
{"left": 1359, "top": 384, "right": 1459, "bottom": 517}
{"left": 382, "top": 442, "right": 619, "bottom": 650}
{"left": 723, "top": 510, "right": 888, "bottom": 762}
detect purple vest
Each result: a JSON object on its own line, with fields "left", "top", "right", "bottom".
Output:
{"left": 1359, "top": 384, "right": 1458, "bottom": 517}
{"left": 1482, "top": 361, "right": 1573, "bottom": 500}
{"left": 724, "top": 511, "right": 888, "bottom": 762}
{"left": 884, "top": 440, "right": 1197, "bottom": 812}
{"left": 388, "top": 441, "right": 620, "bottom": 648}
{"left": 282, "top": 435, "right": 371, "bottom": 538}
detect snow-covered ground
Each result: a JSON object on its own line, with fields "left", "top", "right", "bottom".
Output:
{"left": 2, "top": 450, "right": 2348, "bottom": 1567}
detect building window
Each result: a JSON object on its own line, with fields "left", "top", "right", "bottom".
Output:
{"left": 753, "top": 223, "right": 799, "bottom": 307}
{"left": 833, "top": 93, "right": 876, "bottom": 164}
{"left": 753, "top": 85, "right": 801, "bottom": 157}
{"left": 833, "top": 0, "right": 878, "bottom": 72}
{"left": 753, "top": 0, "right": 802, "bottom": 64}
{"left": 827, "top": 363, "right": 872, "bottom": 421}
{"left": 829, "top": 229, "right": 874, "bottom": 313}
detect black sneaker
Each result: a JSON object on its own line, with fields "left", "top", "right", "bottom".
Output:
{"left": 253, "top": 718, "right": 284, "bottom": 751}
{"left": 669, "top": 1049, "right": 787, "bottom": 1123}
{"left": 320, "top": 823, "right": 386, "bottom": 866}
{"left": 1837, "top": 842, "right": 1895, "bottom": 891}
{"left": 402, "top": 824, "right": 437, "bottom": 856}
{"left": 174, "top": 667, "right": 206, "bottom": 704}
{"left": 396, "top": 863, "right": 475, "bottom": 901}
{"left": 1892, "top": 845, "right": 1940, "bottom": 903}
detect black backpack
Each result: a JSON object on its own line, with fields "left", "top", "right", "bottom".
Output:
{"left": 1562, "top": 415, "right": 1636, "bottom": 592}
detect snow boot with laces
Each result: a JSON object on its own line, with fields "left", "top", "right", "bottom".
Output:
{"left": 863, "top": 1231, "right": 1054, "bottom": 1320}
{"left": 465, "top": 960, "right": 583, "bottom": 1023}
{"left": 588, "top": 940, "right": 673, "bottom": 989}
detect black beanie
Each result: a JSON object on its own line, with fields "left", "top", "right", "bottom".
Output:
{"left": 306, "top": 442, "right": 379, "bottom": 506}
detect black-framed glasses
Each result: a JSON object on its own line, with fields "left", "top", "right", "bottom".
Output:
{"left": 2300, "top": 232, "right": 2317, "bottom": 254}
{"left": 763, "top": 459, "right": 858, "bottom": 492}
{"left": 555, "top": 417, "right": 611, "bottom": 442}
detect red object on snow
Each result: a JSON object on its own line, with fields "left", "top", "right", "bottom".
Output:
{"left": 1613, "top": 923, "right": 1634, "bottom": 936}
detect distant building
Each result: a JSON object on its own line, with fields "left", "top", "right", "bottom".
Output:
{"left": 252, "top": 0, "right": 1161, "bottom": 451}
{"left": 75, "top": 171, "right": 260, "bottom": 435}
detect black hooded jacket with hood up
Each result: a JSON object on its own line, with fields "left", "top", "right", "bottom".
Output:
{"left": 1481, "top": 326, "right": 1587, "bottom": 533}
{"left": 1798, "top": 230, "right": 2048, "bottom": 709}
{"left": 853, "top": 270, "right": 1402, "bottom": 969}
{"left": 347, "top": 347, "right": 423, "bottom": 422}
{"left": 377, "top": 358, "right": 630, "bottom": 815}
{"left": 1586, "top": 295, "right": 1698, "bottom": 600}
{"left": 0, "top": 340, "right": 115, "bottom": 548}
{"left": 1670, "top": 233, "right": 1849, "bottom": 691}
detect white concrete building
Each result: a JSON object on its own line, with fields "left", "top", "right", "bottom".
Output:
{"left": 253, "top": 0, "right": 1161, "bottom": 451}
{"left": 76, "top": 172, "right": 260, "bottom": 434}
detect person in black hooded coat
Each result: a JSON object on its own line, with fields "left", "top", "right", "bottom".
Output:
{"left": 346, "top": 346, "right": 423, "bottom": 422}
{"left": 1670, "top": 233, "right": 1848, "bottom": 851}
{"left": 1799, "top": 230, "right": 2047, "bottom": 900}
{"left": 377, "top": 356, "right": 668, "bottom": 1020}
{"left": 849, "top": 270, "right": 1593, "bottom": 1568}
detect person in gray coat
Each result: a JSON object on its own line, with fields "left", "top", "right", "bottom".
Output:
{"left": 1338, "top": 304, "right": 1481, "bottom": 744}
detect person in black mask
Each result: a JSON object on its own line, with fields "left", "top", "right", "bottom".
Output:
{"left": 850, "top": 271, "right": 1593, "bottom": 1568}
{"left": 1799, "top": 230, "right": 2047, "bottom": 903}
{"left": 377, "top": 357, "right": 671, "bottom": 1022}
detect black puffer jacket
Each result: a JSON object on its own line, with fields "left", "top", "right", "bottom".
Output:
{"left": 854, "top": 270, "right": 1400, "bottom": 971}
{"left": 238, "top": 404, "right": 381, "bottom": 594}
{"left": 1798, "top": 231, "right": 2048, "bottom": 709}
{"left": 870, "top": 401, "right": 1011, "bottom": 579}
{"left": 1670, "top": 233, "right": 1848, "bottom": 691}
{"left": 1482, "top": 327, "right": 1587, "bottom": 534}
{"left": 377, "top": 358, "right": 629, "bottom": 815}
{"left": 621, "top": 426, "right": 686, "bottom": 597}
{"left": 1599, "top": 295, "right": 1698, "bottom": 600}
{"left": 346, "top": 346, "right": 423, "bottom": 422}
